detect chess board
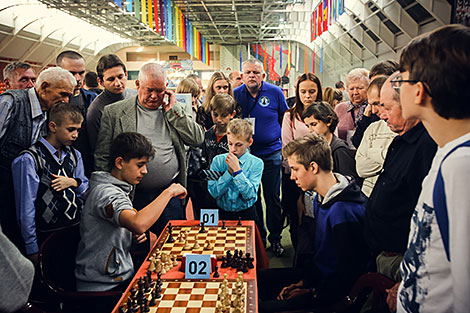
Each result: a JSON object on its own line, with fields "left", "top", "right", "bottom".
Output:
{"left": 119, "top": 279, "right": 257, "bottom": 313}
{"left": 154, "top": 225, "right": 253, "bottom": 260}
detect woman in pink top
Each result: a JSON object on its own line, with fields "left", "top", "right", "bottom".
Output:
{"left": 281, "top": 72, "right": 322, "bottom": 250}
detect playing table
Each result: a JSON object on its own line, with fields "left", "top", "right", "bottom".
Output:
{"left": 111, "top": 220, "right": 262, "bottom": 313}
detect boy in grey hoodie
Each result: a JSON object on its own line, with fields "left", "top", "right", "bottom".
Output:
{"left": 75, "top": 132, "right": 187, "bottom": 292}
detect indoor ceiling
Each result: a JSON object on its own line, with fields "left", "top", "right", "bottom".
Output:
{"left": 37, "top": 0, "right": 298, "bottom": 45}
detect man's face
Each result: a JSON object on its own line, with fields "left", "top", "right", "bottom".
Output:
{"left": 288, "top": 155, "right": 315, "bottom": 191}
{"left": 303, "top": 116, "right": 330, "bottom": 136}
{"left": 367, "top": 86, "right": 382, "bottom": 116}
{"left": 211, "top": 109, "right": 235, "bottom": 131}
{"left": 59, "top": 57, "right": 85, "bottom": 94}
{"left": 298, "top": 79, "right": 319, "bottom": 106}
{"left": 120, "top": 156, "right": 149, "bottom": 185}
{"left": 380, "top": 84, "right": 406, "bottom": 134}
{"left": 37, "top": 80, "right": 75, "bottom": 111}
{"left": 213, "top": 79, "right": 229, "bottom": 94}
{"left": 230, "top": 71, "right": 243, "bottom": 88}
{"left": 242, "top": 63, "right": 265, "bottom": 92}
{"left": 136, "top": 76, "right": 167, "bottom": 109}
{"left": 50, "top": 117, "right": 82, "bottom": 146}
{"left": 6, "top": 68, "right": 36, "bottom": 89}
{"left": 99, "top": 66, "right": 127, "bottom": 94}
{"left": 347, "top": 80, "right": 368, "bottom": 105}
{"left": 398, "top": 71, "right": 421, "bottom": 121}
{"left": 194, "top": 78, "right": 203, "bottom": 95}
{"left": 227, "top": 133, "right": 252, "bottom": 158}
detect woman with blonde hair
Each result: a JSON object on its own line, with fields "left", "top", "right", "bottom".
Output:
{"left": 176, "top": 78, "right": 201, "bottom": 122}
{"left": 200, "top": 72, "right": 233, "bottom": 129}
{"left": 323, "top": 87, "right": 343, "bottom": 108}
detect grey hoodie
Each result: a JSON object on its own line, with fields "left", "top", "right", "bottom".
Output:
{"left": 75, "top": 171, "right": 135, "bottom": 291}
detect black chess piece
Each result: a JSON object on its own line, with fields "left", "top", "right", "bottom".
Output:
{"left": 119, "top": 305, "right": 126, "bottom": 313}
{"left": 237, "top": 217, "right": 242, "bottom": 226}
{"left": 166, "top": 223, "right": 175, "bottom": 243}
{"left": 130, "top": 287, "right": 137, "bottom": 299}
{"left": 199, "top": 221, "right": 207, "bottom": 233}
{"left": 242, "top": 259, "right": 249, "bottom": 273}
{"left": 149, "top": 290, "right": 158, "bottom": 306}
{"left": 222, "top": 220, "right": 226, "bottom": 229}
{"left": 246, "top": 253, "right": 254, "bottom": 269}
{"left": 213, "top": 265, "right": 220, "bottom": 278}
{"left": 221, "top": 256, "right": 228, "bottom": 268}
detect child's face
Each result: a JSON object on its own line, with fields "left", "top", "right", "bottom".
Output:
{"left": 287, "top": 155, "right": 315, "bottom": 191}
{"left": 120, "top": 156, "right": 149, "bottom": 185}
{"left": 211, "top": 109, "right": 235, "bottom": 130}
{"left": 227, "top": 133, "right": 252, "bottom": 158}
{"left": 52, "top": 117, "right": 82, "bottom": 146}
{"left": 303, "top": 115, "right": 330, "bottom": 136}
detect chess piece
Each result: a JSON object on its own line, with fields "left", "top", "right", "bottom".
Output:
{"left": 237, "top": 217, "right": 242, "bottom": 226}
{"left": 245, "top": 253, "right": 254, "bottom": 269}
{"left": 148, "top": 256, "right": 156, "bottom": 272}
{"left": 221, "top": 256, "right": 228, "bottom": 268}
{"left": 213, "top": 265, "right": 220, "bottom": 278}
{"left": 155, "top": 259, "right": 162, "bottom": 273}
{"left": 183, "top": 236, "right": 192, "bottom": 250}
{"left": 199, "top": 221, "right": 207, "bottom": 233}
{"left": 149, "top": 290, "right": 158, "bottom": 306}
{"left": 166, "top": 225, "right": 175, "bottom": 243}
{"left": 221, "top": 220, "right": 226, "bottom": 229}
{"left": 192, "top": 236, "right": 201, "bottom": 249}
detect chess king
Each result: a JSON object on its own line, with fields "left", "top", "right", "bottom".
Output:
{"left": 75, "top": 132, "right": 187, "bottom": 292}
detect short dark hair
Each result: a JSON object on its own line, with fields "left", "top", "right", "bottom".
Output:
{"left": 96, "top": 54, "right": 126, "bottom": 80}
{"left": 369, "top": 60, "right": 399, "bottom": 79}
{"left": 49, "top": 102, "right": 83, "bottom": 126}
{"left": 109, "top": 132, "right": 155, "bottom": 170}
{"left": 400, "top": 24, "right": 470, "bottom": 119}
{"left": 84, "top": 72, "right": 99, "bottom": 88}
{"left": 302, "top": 101, "right": 338, "bottom": 134}
{"left": 335, "top": 81, "right": 344, "bottom": 89}
{"left": 56, "top": 50, "right": 83, "bottom": 66}
{"left": 368, "top": 75, "right": 388, "bottom": 92}
{"left": 282, "top": 132, "right": 332, "bottom": 172}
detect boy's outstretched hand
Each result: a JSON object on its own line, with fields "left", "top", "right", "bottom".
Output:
{"left": 225, "top": 153, "right": 241, "bottom": 174}
{"left": 51, "top": 174, "right": 78, "bottom": 191}
{"left": 168, "top": 183, "right": 187, "bottom": 199}
{"left": 133, "top": 233, "right": 147, "bottom": 244}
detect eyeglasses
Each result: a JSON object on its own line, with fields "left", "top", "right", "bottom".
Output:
{"left": 390, "top": 77, "right": 433, "bottom": 97}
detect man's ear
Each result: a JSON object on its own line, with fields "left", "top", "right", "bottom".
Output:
{"left": 248, "top": 138, "right": 254, "bottom": 146}
{"left": 309, "top": 161, "right": 319, "bottom": 174}
{"left": 262, "top": 72, "right": 266, "bottom": 80}
{"left": 415, "top": 82, "right": 431, "bottom": 108}
{"left": 98, "top": 77, "right": 104, "bottom": 88}
{"left": 114, "top": 156, "right": 124, "bottom": 170}
{"left": 40, "top": 81, "right": 50, "bottom": 92}
{"left": 4, "top": 78, "right": 11, "bottom": 90}
{"left": 135, "top": 80, "right": 140, "bottom": 90}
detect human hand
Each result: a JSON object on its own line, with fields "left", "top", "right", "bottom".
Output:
{"left": 51, "top": 174, "right": 77, "bottom": 191}
{"left": 225, "top": 153, "right": 241, "bottom": 174}
{"left": 168, "top": 183, "right": 187, "bottom": 199}
{"left": 386, "top": 282, "right": 400, "bottom": 312}
{"left": 364, "top": 103, "right": 372, "bottom": 117}
{"left": 162, "top": 90, "right": 175, "bottom": 112}
{"left": 27, "top": 253, "right": 39, "bottom": 267}
{"left": 134, "top": 233, "right": 147, "bottom": 244}
{"left": 277, "top": 281, "right": 304, "bottom": 300}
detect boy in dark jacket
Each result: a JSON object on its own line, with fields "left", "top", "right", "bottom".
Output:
{"left": 258, "top": 132, "right": 368, "bottom": 312}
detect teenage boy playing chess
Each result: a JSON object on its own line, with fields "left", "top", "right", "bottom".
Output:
{"left": 207, "top": 118, "right": 264, "bottom": 231}
{"left": 75, "top": 132, "right": 186, "bottom": 292}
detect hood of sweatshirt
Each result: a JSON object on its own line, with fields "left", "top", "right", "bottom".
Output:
{"left": 319, "top": 173, "right": 367, "bottom": 208}
{"left": 85, "top": 171, "right": 133, "bottom": 200}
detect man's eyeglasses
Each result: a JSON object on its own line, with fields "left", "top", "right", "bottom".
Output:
{"left": 390, "top": 77, "right": 433, "bottom": 97}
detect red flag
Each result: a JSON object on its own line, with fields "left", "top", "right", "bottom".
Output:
{"left": 304, "top": 46, "right": 308, "bottom": 73}
{"left": 153, "top": 0, "right": 159, "bottom": 33}
{"left": 313, "top": 49, "right": 315, "bottom": 73}
{"left": 318, "top": 3, "right": 323, "bottom": 36}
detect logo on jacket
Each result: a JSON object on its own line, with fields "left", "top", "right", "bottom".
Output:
{"left": 258, "top": 96, "right": 270, "bottom": 107}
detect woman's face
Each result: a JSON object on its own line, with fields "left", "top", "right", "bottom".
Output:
{"left": 298, "top": 80, "right": 319, "bottom": 107}
{"left": 213, "top": 79, "right": 229, "bottom": 94}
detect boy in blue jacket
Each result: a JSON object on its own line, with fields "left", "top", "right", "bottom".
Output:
{"left": 258, "top": 132, "right": 368, "bottom": 312}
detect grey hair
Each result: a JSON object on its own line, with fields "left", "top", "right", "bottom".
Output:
{"left": 3, "top": 62, "right": 32, "bottom": 80}
{"left": 242, "top": 58, "right": 264, "bottom": 74}
{"left": 35, "top": 67, "right": 76, "bottom": 89}
{"left": 138, "top": 63, "right": 166, "bottom": 82}
{"left": 386, "top": 71, "right": 401, "bottom": 103}
{"left": 346, "top": 68, "right": 370, "bottom": 87}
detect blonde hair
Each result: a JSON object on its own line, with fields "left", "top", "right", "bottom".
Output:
{"left": 323, "top": 87, "right": 343, "bottom": 107}
{"left": 227, "top": 118, "right": 253, "bottom": 141}
{"left": 176, "top": 78, "right": 200, "bottom": 98}
{"left": 202, "top": 72, "right": 233, "bottom": 112}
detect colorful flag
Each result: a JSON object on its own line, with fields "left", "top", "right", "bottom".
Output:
{"left": 256, "top": 44, "right": 259, "bottom": 59}
{"left": 147, "top": 0, "right": 153, "bottom": 29}
{"left": 239, "top": 48, "right": 242, "bottom": 71}
{"left": 304, "top": 45, "right": 308, "bottom": 73}
{"left": 313, "top": 48, "right": 315, "bottom": 73}
{"left": 318, "top": 2, "right": 323, "bottom": 36}
{"left": 320, "top": 45, "right": 323, "bottom": 73}
{"left": 280, "top": 43, "right": 282, "bottom": 70}
{"left": 134, "top": 0, "right": 140, "bottom": 19}
{"left": 311, "top": 11, "right": 315, "bottom": 42}
{"left": 141, "top": 0, "right": 147, "bottom": 24}
{"left": 127, "top": 0, "right": 132, "bottom": 12}
{"left": 287, "top": 42, "right": 291, "bottom": 71}
{"left": 264, "top": 44, "right": 267, "bottom": 72}
{"left": 323, "top": 0, "right": 328, "bottom": 32}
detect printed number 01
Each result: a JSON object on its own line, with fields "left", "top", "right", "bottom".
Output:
{"left": 188, "top": 260, "right": 207, "bottom": 275}
{"left": 202, "top": 213, "right": 215, "bottom": 224}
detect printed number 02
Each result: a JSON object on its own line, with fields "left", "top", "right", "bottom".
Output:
{"left": 188, "top": 260, "right": 207, "bottom": 275}
{"left": 202, "top": 213, "right": 215, "bottom": 224}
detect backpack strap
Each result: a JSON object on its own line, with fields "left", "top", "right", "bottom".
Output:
{"left": 432, "top": 139, "right": 470, "bottom": 262}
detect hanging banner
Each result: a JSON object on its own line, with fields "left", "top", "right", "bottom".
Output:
{"left": 141, "top": 0, "right": 147, "bottom": 24}
{"left": 320, "top": 45, "right": 323, "bottom": 73}
{"left": 280, "top": 43, "right": 282, "bottom": 70}
{"left": 264, "top": 44, "right": 267, "bottom": 71}
{"left": 287, "top": 42, "right": 291, "bottom": 72}
{"left": 304, "top": 45, "right": 308, "bottom": 73}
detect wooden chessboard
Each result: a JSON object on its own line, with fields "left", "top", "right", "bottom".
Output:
{"left": 154, "top": 225, "right": 253, "bottom": 260}
{"left": 118, "top": 278, "right": 257, "bottom": 313}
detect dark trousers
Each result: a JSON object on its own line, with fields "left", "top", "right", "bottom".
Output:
{"left": 258, "top": 267, "right": 314, "bottom": 313}
{"left": 281, "top": 171, "right": 302, "bottom": 250}
{"left": 187, "top": 178, "right": 217, "bottom": 220}
{"left": 218, "top": 205, "right": 264, "bottom": 233}
{"left": 255, "top": 150, "right": 282, "bottom": 244}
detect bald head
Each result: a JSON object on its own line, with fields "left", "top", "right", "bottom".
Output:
{"left": 229, "top": 70, "right": 243, "bottom": 88}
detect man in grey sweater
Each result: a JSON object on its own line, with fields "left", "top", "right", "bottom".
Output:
{"left": 94, "top": 63, "right": 204, "bottom": 236}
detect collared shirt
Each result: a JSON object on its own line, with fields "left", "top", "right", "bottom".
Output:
{"left": 233, "top": 82, "right": 288, "bottom": 156}
{"left": 0, "top": 88, "right": 47, "bottom": 142}
{"left": 364, "top": 122, "right": 437, "bottom": 254}
{"left": 11, "top": 137, "right": 88, "bottom": 255}
{"left": 207, "top": 152, "right": 264, "bottom": 212}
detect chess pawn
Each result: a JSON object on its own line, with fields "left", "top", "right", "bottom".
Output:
{"left": 156, "top": 259, "right": 162, "bottom": 273}
{"left": 172, "top": 256, "right": 178, "bottom": 267}
{"left": 183, "top": 237, "right": 192, "bottom": 250}
{"left": 148, "top": 256, "right": 156, "bottom": 272}
{"left": 193, "top": 238, "right": 201, "bottom": 249}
